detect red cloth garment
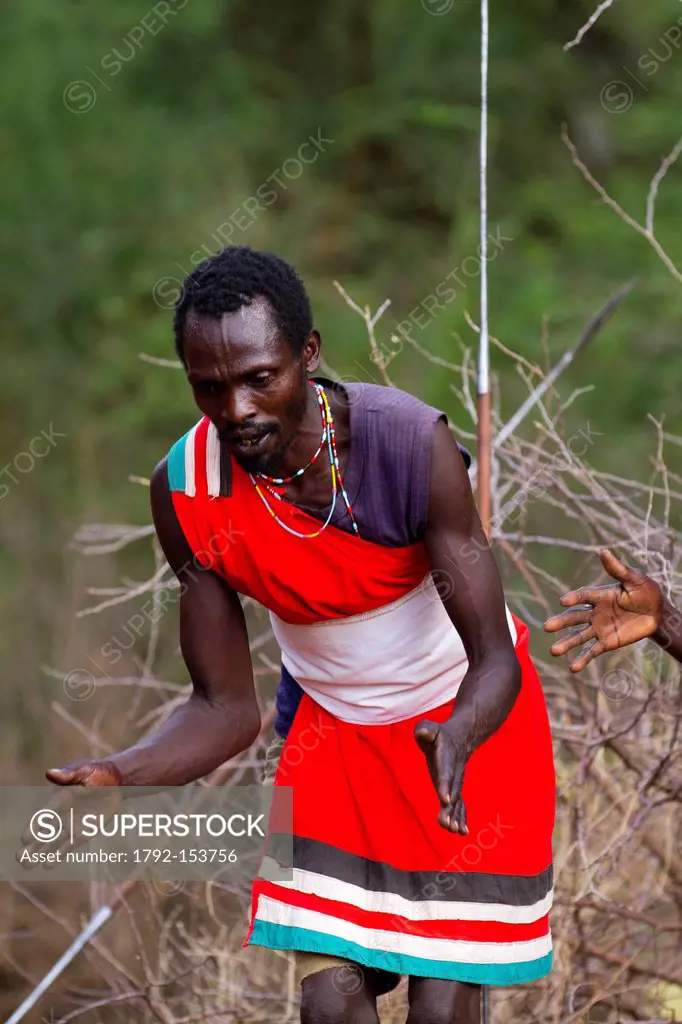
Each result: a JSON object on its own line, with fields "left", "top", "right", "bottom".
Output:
{"left": 166, "top": 382, "right": 556, "bottom": 985}
{"left": 245, "top": 615, "right": 555, "bottom": 984}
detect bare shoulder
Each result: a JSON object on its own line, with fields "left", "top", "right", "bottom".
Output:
{"left": 430, "top": 417, "right": 472, "bottom": 490}
{"left": 149, "top": 456, "right": 194, "bottom": 573}
{"left": 427, "top": 417, "right": 477, "bottom": 530}
{"left": 150, "top": 456, "right": 176, "bottom": 536}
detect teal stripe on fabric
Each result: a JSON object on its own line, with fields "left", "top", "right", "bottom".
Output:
{"left": 248, "top": 920, "right": 552, "bottom": 986}
{"left": 167, "top": 431, "right": 190, "bottom": 493}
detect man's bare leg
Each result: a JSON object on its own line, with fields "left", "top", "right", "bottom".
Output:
{"left": 300, "top": 962, "right": 398, "bottom": 1024}
{"left": 406, "top": 977, "right": 481, "bottom": 1024}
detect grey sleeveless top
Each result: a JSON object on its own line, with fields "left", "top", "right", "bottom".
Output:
{"left": 298, "top": 375, "right": 471, "bottom": 546}
{"left": 270, "top": 375, "right": 472, "bottom": 738}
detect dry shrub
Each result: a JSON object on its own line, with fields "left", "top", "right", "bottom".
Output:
{"left": 2, "top": 318, "right": 681, "bottom": 1024}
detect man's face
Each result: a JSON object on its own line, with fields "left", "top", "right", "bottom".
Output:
{"left": 182, "top": 297, "right": 320, "bottom": 474}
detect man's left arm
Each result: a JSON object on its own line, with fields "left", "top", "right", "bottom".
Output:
{"left": 415, "top": 419, "right": 521, "bottom": 833}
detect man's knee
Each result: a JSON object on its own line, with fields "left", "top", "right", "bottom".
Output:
{"left": 300, "top": 965, "right": 378, "bottom": 1024}
{"left": 407, "top": 978, "right": 480, "bottom": 1024}
{"left": 407, "top": 1002, "right": 458, "bottom": 1024}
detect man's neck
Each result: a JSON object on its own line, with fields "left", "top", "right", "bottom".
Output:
{"left": 278, "top": 379, "right": 350, "bottom": 492}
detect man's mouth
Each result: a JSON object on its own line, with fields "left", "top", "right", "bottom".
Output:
{"left": 226, "top": 430, "right": 273, "bottom": 454}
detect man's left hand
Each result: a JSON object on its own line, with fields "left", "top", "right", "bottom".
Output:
{"left": 414, "top": 718, "right": 471, "bottom": 834}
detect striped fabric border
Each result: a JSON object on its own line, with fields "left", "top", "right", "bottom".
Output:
{"left": 183, "top": 421, "right": 201, "bottom": 497}
{"left": 167, "top": 420, "right": 202, "bottom": 495}
{"left": 167, "top": 418, "right": 232, "bottom": 498}
{"left": 255, "top": 879, "right": 550, "bottom": 943}
{"left": 265, "top": 834, "right": 553, "bottom": 909}
{"left": 260, "top": 863, "right": 553, "bottom": 924}
{"left": 250, "top": 919, "right": 552, "bottom": 984}
{"left": 249, "top": 899, "right": 553, "bottom": 985}
{"left": 206, "top": 421, "right": 221, "bottom": 497}
{"left": 167, "top": 429, "right": 191, "bottom": 493}
{"left": 256, "top": 895, "right": 552, "bottom": 962}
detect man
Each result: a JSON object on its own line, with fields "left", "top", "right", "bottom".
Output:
{"left": 544, "top": 548, "right": 682, "bottom": 667}
{"left": 46, "top": 246, "right": 555, "bottom": 1024}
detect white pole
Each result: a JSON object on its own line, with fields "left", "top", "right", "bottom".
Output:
{"left": 479, "top": 0, "right": 489, "bottom": 400}
{"left": 476, "top": 0, "right": 492, "bottom": 536}
{"left": 6, "top": 906, "right": 114, "bottom": 1024}
{"left": 479, "top": 0, "right": 491, "bottom": 1016}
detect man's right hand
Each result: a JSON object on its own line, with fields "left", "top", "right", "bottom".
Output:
{"left": 27, "top": 452, "right": 261, "bottom": 814}
{"left": 46, "top": 760, "right": 123, "bottom": 787}
{"left": 18, "top": 761, "right": 123, "bottom": 868}
{"left": 543, "top": 549, "right": 663, "bottom": 671}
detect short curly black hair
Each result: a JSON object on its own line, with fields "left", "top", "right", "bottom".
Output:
{"left": 173, "top": 246, "right": 313, "bottom": 364}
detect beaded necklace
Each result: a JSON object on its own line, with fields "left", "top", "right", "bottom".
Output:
{"left": 249, "top": 381, "right": 359, "bottom": 540}
{"left": 257, "top": 379, "right": 327, "bottom": 486}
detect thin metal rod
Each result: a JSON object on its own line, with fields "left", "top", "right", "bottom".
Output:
{"left": 6, "top": 711, "right": 276, "bottom": 1022}
{"left": 475, "top": 0, "right": 485, "bottom": 1007}
{"left": 477, "top": 0, "right": 491, "bottom": 539}
{"left": 5, "top": 905, "right": 116, "bottom": 1024}
{"left": 468, "top": 278, "right": 636, "bottom": 487}
{"left": 477, "top": 391, "right": 492, "bottom": 538}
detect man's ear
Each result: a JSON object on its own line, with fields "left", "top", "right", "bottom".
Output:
{"left": 303, "top": 330, "right": 321, "bottom": 374}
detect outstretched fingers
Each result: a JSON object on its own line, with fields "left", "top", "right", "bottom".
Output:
{"left": 544, "top": 605, "right": 593, "bottom": 634}
{"left": 599, "top": 548, "right": 632, "bottom": 583}
{"left": 558, "top": 585, "right": 616, "bottom": 608}
{"left": 569, "top": 636, "right": 606, "bottom": 673}
{"left": 548, "top": 624, "right": 595, "bottom": 656}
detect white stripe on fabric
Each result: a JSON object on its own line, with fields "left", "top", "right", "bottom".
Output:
{"left": 206, "top": 421, "right": 221, "bottom": 498}
{"left": 262, "top": 866, "right": 552, "bottom": 924}
{"left": 270, "top": 574, "right": 517, "bottom": 724}
{"left": 184, "top": 421, "right": 201, "bottom": 497}
{"left": 254, "top": 895, "right": 552, "bottom": 965}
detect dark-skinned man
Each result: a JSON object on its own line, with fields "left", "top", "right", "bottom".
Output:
{"left": 44, "top": 246, "right": 555, "bottom": 1024}
{"left": 544, "top": 548, "right": 682, "bottom": 667}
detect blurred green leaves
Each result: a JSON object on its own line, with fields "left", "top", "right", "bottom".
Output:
{"left": 2, "top": 0, "right": 682, "bottom": 687}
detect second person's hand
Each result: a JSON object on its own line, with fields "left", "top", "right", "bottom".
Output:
{"left": 543, "top": 549, "right": 662, "bottom": 671}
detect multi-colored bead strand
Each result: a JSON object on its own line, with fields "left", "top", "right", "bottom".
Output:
{"left": 257, "top": 380, "right": 327, "bottom": 487}
{"left": 318, "top": 384, "right": 359, "bottom": 536}
{"left": 249, "top": 381, "right": 359, "bottom": 540}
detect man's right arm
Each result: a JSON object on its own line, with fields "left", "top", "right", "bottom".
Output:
{"left": 106, "top": 457, "right": 262, "bottom": 785}
{"left": 45, "top": 457, "right": 262, "bottom": 790}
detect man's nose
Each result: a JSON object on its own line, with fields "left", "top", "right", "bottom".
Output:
{"left": 221, "top": 388, "right": 257, "bottom": 426}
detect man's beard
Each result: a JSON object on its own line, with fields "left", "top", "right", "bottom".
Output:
{"left": 232, "top": 430, "right": 297, "bottom": 476}
{"left": 222, "top": 374, "right": 310, "bottom": 475}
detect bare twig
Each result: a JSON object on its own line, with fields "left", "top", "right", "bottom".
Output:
{"left": 563, "top": 126, "right": 682, "bottom": 283}
{"left": 564, "top": 0, "right": 618, "bottom": 51}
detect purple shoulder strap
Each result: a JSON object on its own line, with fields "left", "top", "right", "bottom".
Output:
{"left": 342, "top": 381, "right": 471, "bottom": 547}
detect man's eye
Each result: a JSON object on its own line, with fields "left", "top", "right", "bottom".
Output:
{"left": 195, "top": 381, "right": 222, "bottom": 397}
{"left": 251, "top": 375, "right": 273, "bottom": 388}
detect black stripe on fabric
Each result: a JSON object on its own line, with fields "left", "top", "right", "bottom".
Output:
{"left": 264, "top": 833, "right": 552, "bottom": 907}
{"left": 219, "top": 441, "right": 232, "bottom": 497}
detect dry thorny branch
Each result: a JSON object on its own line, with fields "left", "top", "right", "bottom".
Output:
{"left": 4, "top": 297, "right": 680, "bottom": 1023}
{"left": 6, "top": 159, "right": 682, "bottom": 1019}
{"left": 562, "top": 126, "right": 682, "bottom": 285}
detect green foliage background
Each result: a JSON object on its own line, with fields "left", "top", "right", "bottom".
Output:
{"left": 1, "top": 0, "right": 682, "bottom": 764}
